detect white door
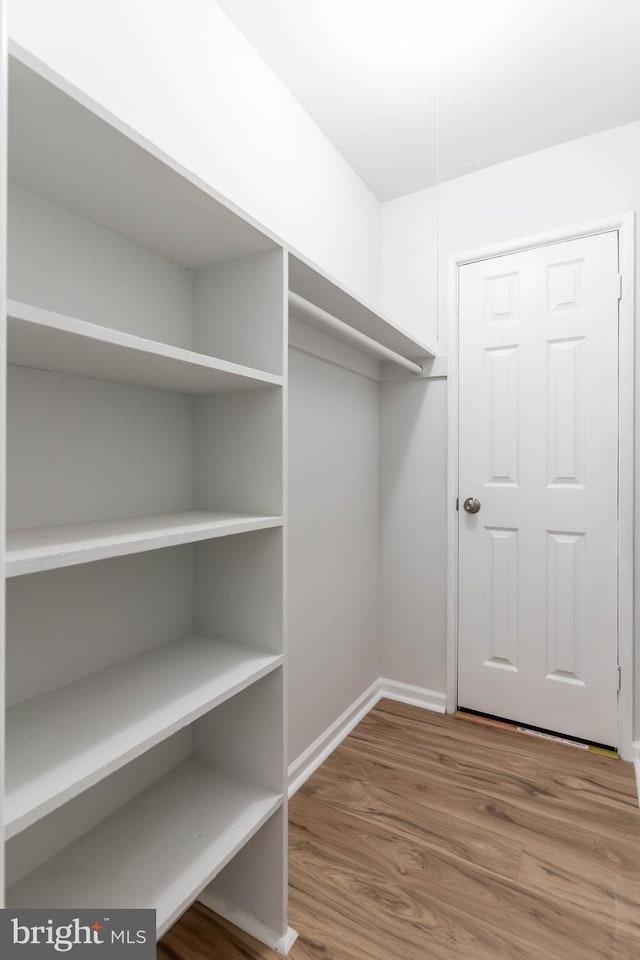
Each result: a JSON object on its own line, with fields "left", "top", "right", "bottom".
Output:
{"left": 457, "top": 232, "right": 620, "bottom": 746}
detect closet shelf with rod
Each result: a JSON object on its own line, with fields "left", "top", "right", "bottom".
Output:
{"left": 288, "top": 251, "right": 439, "bottom": 371}
{"left": 289, "top": 291, "right": 423, "bottom": 374}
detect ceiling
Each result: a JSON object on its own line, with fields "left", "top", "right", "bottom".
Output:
{"left": 216, "top": 0, "right": 640, "bottom": 201}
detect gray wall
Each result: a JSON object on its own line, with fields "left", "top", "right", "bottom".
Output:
{"left": 379, "top": 377, "right": 448, "bottom": 691}
{"left": 287, "top": 339, "right": 380, "bottom": 761}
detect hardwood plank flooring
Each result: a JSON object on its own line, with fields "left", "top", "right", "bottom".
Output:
{"left": 158, "top": 700, "right": 640, "bottom": 959}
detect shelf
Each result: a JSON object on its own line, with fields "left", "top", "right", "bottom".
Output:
{"left": 6, "top": 512, "right": 284, "bottom": 577}
{"left": 289, "top": 252, "right": 438, "bottom": 361}
{"left": 5, "top": 636, "right": 283, "bottom": 839}
{"left": 7, "top": 301, "right": 283, "bottom": 394}
{"left": 9, "top": 53, "right": 278, "bottom": 269}
{"left": 7, "top": 759, "right": 283, "bottom": 937}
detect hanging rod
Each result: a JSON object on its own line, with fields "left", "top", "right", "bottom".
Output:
{"left": 288, "top": 292, "right": 423, "bottom": 375}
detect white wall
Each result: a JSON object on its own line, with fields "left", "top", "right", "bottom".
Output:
{"left": 382, "top": 120, "right": 640, "bottom": 349}
{"left": 380, "top": 188, "right": 438, "bottom": 346}
{"left": 288, "top": 335, "right": 380, "bottom": 761}
{"left": 8, "top": 0, "right": 380, "bottom": 304}
{"left": 380, "top": 119, "right": 640, "bottom": 740}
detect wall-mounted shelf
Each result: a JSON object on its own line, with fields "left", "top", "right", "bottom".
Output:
{"left": 289, "top": 252, "right": 438, "bottom": 363}
{"left": 7, "top": 759, "right": 283, "bottom": 938}
{"left": 9, "top": 52, "right": 278, "bottom": 270}
{"left": 8, "top": 301, "right": 283, "bottom": 394}
{"left": 7, "top": 512, "right": 284, "bottom": 578}
{"left": 6, "top": 637, "right": 283, "bottom": 838}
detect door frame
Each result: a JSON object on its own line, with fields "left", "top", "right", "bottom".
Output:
{"left": 446, "top": 214, "right": 635, "bottom": 760}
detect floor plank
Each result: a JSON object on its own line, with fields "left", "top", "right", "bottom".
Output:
{"left": 158, "top": 700, "right": 640, "bottom": 959}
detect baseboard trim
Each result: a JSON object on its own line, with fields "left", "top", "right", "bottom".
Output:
{"left": 288, "top": 678, "right": 447, "bottom": 797}
{"left": 378, "top": 678, "right": 447, "bottom": 713}
{"left": 287, "top": 679, "right": 380, "bottom": 797}
{"left": 198, "top": 893, "right": 298, "bottom": 955}
{"left": 633, "top": 742, "right": 640, "bottom": 808}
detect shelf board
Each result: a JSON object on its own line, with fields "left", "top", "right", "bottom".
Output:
{"left": 6, "top": 636, "right": 283, "bottom": 839}
{"left": 7, "top": 759, "right": 283, "bottom": 937}
{"left": 9, "top": 53, "right": 278, "bottom": 269}
{"left": 7, "top": 301, "right": 283, "bottom": 394}
{"left": 289, "top": 253, "right": 438, "bottom": 361}
{"left": 6, "top": 511, "right": 284, "bottom": 578}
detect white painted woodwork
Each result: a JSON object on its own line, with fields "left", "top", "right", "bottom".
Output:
{"left": 7, "top": 365, "right": 194, "bottom": 530}
{"left": 5, "top": 637, "right": 283, "bottom": 838}
{"left": 288, "top": 292, "right": 423, "bottom": 374}
{"left": 8, "top": 366, "right": 282, "bottom": 533}
{"left": 289, "top": 315, "right": 381, "bottom": 381}
{"left": 6, "top": 759, "right": 282, "bottom": 937}
{"left": 195, "top": 531, "right": 284, "bottom": 656}
{"left": 289, "top": 252, "right": 437, "bottom": 361}
{"left": 8, "top": 185, "right": 196, "bottom": 350}
{"left": 7, "top": 548, "right": 194, "bottom": 707}
{"left": 194, "top": 671, "right": 285, "bottom": 797}
{"left": 8, "top": 57, "right": 277, "bottom": 269}
{"left": 4, "top": 49, "right": 291, "bottom": 948}
{"left": 201, "top": 808, "right": 289, "bottom": 942}
{"left": 6, "top": 733, "right": 194, "bottom": 891}
{"left": 194, "top": 250, "right": 286, "bottom": 376}
{"left": 7, "top": 530, "right": 283, "bottom": 709}
{"left": 194, "top": 389, "right": 284, "bottom": 517}
{"left": 7, "top": 300, "right": 282, "bottom": 393}
{"left": 6, "top": 512, "right": 283, "bottom": 578}
{"left": 458, "top": 232, "right": 620, "bottom": 745}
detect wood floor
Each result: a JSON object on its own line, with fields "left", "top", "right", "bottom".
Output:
{"left": 158, "top": 700, "right": 640, "bottom": 959}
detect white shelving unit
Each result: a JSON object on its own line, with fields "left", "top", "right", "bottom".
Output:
{"left": 3, "top": 47, "right": 294, "bottom": 953}
{"left": 6, "top": 636, "right": 283, "bottom": 837}
{"left": 1, "top": 39, "right": 437, "bottom": 957}
{"left": 8, "top": 759, "right": 282, "bottom": 938}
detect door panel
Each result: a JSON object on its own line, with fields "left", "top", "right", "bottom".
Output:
{"left": 458, "top": 232, "right": 619, "bottom": 746}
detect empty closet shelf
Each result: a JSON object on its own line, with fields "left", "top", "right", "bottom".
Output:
{"left": 5, "top": 635, "right": 283, "bottom": 838}
{"left": 6, "top": 759, "right": 283, "bottom": 938}
{"left": 6, "top": 511, "right": 284, "bottom": 577}
{"left": 7, "top": 300, "right": 283, "bottom": 393}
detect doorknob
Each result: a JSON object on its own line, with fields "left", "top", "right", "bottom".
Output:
{"left": 463, "top": 497, "right": 481, "bottom": 514}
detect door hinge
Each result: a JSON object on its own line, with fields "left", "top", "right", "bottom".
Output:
{"left": 617, "top": 274, "right": 623, "bottom": 300}
{"left": 617, "top": 664, "right": 622, "bottom": 691}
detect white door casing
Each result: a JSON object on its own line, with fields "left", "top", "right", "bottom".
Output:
{"left": 457, "top": 231, "right": 620, "bottom": 746}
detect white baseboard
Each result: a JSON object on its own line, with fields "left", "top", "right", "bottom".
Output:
{"left": 378, "top": 678, "right": 447, "bottom": 713}
{"left": 287, "top": 678, "right": 380, "bottom": 797}
{"left": 198, "top": 893, "right": 299, "bottom": 955}
{"left": 288, "top": 677, "right": 447, "bottom": 797}
{"left": 633, "top": 742, "right": 640, "bottom": 808}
